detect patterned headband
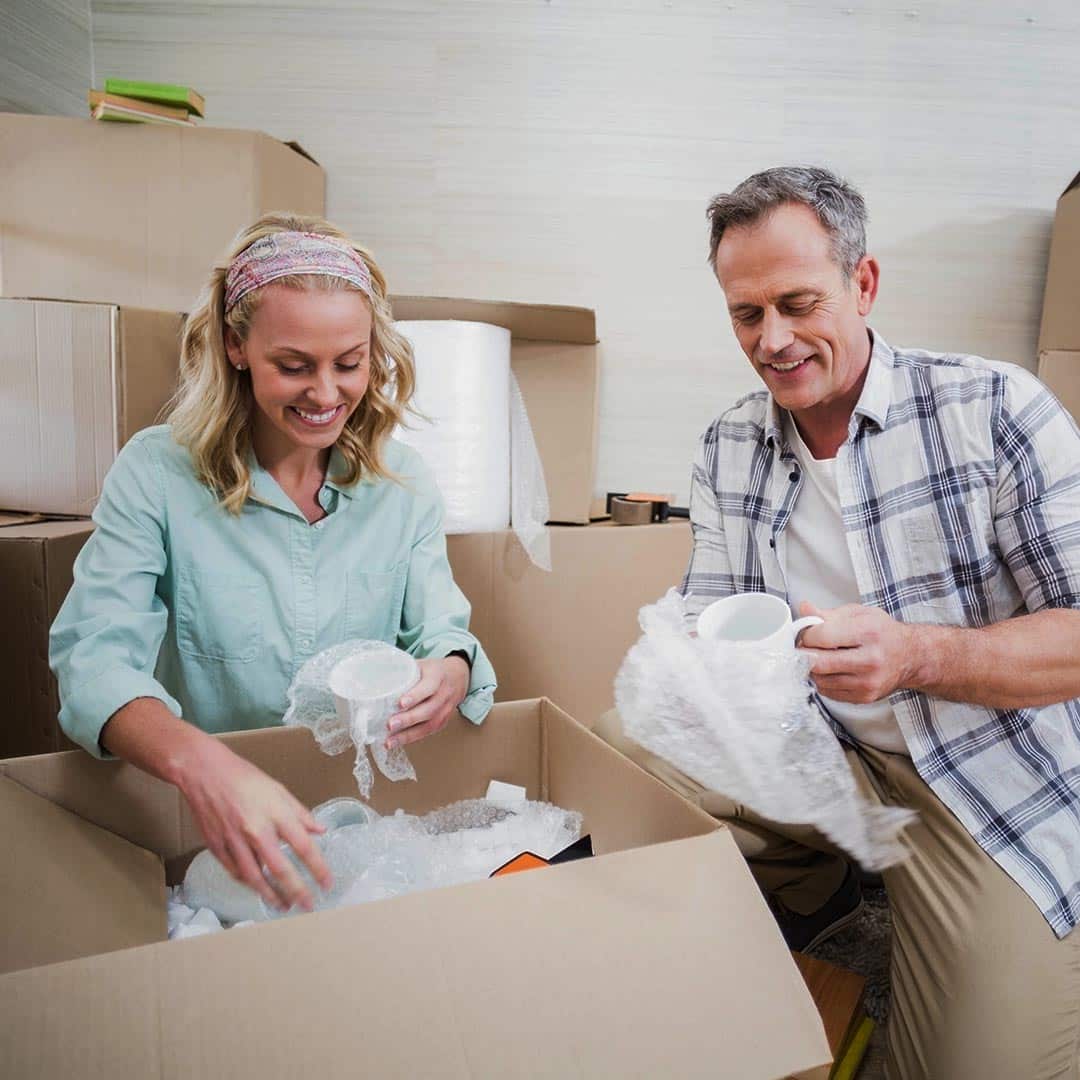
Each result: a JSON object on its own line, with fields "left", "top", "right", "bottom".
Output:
{"left": 224, "top": 230, "right": 374, "bottom": 312}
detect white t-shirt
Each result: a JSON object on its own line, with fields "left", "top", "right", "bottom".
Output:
{"left": 782, "top": 414, "right": 908, "bottom": 755}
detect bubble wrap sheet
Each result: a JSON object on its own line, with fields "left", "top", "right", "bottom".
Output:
{"left": 614, "top": 590, "right": 915, "bottom": 870}
{"left": 167, "top": 797, "right": 583, "bottom": 933}
{"left": 282, "top": 641, "right": 418, "bottom": 797}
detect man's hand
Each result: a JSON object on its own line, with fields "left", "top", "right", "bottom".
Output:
{"left": 385, "top": 655, "right": 470, "bottom": 749}
{"left": 797, "top": 600, "right": 918, "bottom": 704}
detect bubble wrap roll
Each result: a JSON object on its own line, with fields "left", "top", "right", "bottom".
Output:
{"left": 394, "top": 320, "right": 511, "bottom": 533}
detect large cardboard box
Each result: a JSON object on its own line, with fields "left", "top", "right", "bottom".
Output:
{"left": 391, "top": 296, "right": 599, "bottom": 525}
{"left": 0, "top": 700, "right": 831, "bottom": 1078}
{"left": 0, "top": 299, "right": 183, "bottom": 515}
{"left": 0, "top": 519, "right": 93, "bottom": 758}
{"left": 449, "top": 521, "right": 692, "bottom": 729}
{"left": 1038, "top": 171, "right": 1080, "bottom": 421}
{"left": 0, "top": 114, "right": 325, "bottom": 313}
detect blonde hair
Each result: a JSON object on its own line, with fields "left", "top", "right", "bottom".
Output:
{"left": 166, "top": 212, "right": 416, "bottom": 514}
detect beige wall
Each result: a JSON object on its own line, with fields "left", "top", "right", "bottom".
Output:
{"left": 1, "top": 0, "right": 92, "bottom": 117}
{"left": 91, "top": 1, "right": 1079, "bottom": 502}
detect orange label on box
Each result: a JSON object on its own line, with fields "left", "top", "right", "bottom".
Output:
{"left": 491, "top": 852, "right": 550, "bottom": 877}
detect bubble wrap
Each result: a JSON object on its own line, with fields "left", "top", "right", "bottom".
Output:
{"left": 282, "top": 640, "right": 420, "bottom": 797}
{"left": 260, "top": 798, "right": 583, "bottom": 920}
{"left": 509, "top": 372, "right": 552, "bottom": 572}
{"left": 182, "top": 849, "right": 265, "bottom": 924}
{"left": 614, "top": 590, "right": 916, "bottom": 870}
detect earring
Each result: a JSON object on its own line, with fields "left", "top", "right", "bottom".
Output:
{"left": 235, "top": 364, "right": 247, "bottom": 371}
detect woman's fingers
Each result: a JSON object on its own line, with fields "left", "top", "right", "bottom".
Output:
{"left": 224, "top": 833, "right": 287, "bottom": 911}
{"left": 278, "top": 815, "right": 332, "bottom": 892}
{"left": 255, "top": 829, "right": 316, "bottom": 911}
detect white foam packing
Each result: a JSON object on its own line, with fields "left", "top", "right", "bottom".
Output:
{"left": 614, "top": 589, "right": 916, "bottom": 870}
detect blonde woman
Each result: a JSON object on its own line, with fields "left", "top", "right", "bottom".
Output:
{"left": 50, "top": 214, "right": 496, "bottom": 913}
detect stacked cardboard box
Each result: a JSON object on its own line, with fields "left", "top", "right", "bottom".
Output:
{"left": 0, "top": 114, "right": 327, "bottom": 755}
{"left": 1038, "top": 171, "right": 1080, "bottom": 420}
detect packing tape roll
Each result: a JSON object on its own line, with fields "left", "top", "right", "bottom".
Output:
{"left": 611, "top": 497, "right": 653, "bottom": 525}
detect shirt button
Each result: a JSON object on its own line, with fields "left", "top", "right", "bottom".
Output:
{"left": 789, "top": 471, "right": 799, "bottom": 482}
{"left": 299, "top": 638, "right": 313, "bottom": 650}
{"left": 769, "top": 538, "right": 776, "bottom": 548}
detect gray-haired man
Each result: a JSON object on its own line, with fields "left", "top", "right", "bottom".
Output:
{"left": 599, "top": 166, "right": 1080, "bottom": 1078}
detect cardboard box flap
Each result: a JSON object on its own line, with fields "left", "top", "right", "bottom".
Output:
{"left": 0, "top": 748, "right": 187, "bottom": 859}
{"left": 0, "top": 831, "right": 830, "bottom": 1079}
{"left": 390, "top": 295, "right": 599, "bottom": 524}
{"left": 391, "top": 295, "right": 596, "bottom": 344}
{"left": 542, "top": 698, "right": 717, "bottom": 851}
{"left": 1062, "top": 171, "right": 1080, "bottom": 198}
{"left": 0, "top": 775, "right": 165, "bottom": 975}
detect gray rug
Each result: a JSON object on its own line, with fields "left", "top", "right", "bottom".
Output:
{"left": 807, "top": 885, "right": 891, "bottom": 1077}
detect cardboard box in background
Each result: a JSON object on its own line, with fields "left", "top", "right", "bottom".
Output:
{"left": 0, "top": 114, "right": 325, "bottom": 313}
{"left": 0, "top": 519, "right": 93, "bottom": 758}
{"left": 392, "top": 296, "right": 599, "bottom": 525}
{"left": 0, "top": 700, "right": 832, "bottom": 1079}
{"left": 0, "top": 299, "right": 183, "bottom": 515}
{"left": 449, "top": 521, "right": 692, "bottom": 729}
{"left": 1038, "top": 171, "right": 1080, "bottom": 421}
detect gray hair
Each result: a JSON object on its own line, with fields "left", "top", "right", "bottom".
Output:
{"left": 706, "top": 166, "right": 867, "bottom": 278}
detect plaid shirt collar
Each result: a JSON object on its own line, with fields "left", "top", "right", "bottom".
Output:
{"left": 763, "top": 328, "right": 894, "bottom": 451}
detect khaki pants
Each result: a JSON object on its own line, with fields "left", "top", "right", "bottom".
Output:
{"left": 595, "top": 709, "right": 1080, "bottom": 1080}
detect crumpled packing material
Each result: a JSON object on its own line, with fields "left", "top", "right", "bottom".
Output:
{"left": 170, "top": 796, "right": 582, "bottom": 935}
{"left": 394, "top": 319, "right": 551, "bottom": 571}
{"left": 614, "top": 589, "right": 916, "bottom": 870}
{"left": 283, "top": 640, "right": 419, "bottom": 799}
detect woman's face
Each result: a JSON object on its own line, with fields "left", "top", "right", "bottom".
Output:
{"left": 226, "top": 283, "right": 374, "bottom": 457}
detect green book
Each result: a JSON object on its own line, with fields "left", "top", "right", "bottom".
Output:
{"left": 103, "top": 79, "right": 205, "bottom": 118}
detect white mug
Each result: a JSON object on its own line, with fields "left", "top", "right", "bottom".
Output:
{"left": 696, "top": 592, "right": 823, "bottom": 650}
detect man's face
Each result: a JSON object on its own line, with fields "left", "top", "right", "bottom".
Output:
{"left": 714, "top": 203, "right": 878, "bottom": 419}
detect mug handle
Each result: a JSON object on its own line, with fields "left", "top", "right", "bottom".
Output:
{"left": 790, "top": 615, "right": 824, "bottom": 645}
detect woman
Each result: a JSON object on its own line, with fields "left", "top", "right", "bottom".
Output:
{"left": 50, "top": 214, "right": 497, "bottom": 914}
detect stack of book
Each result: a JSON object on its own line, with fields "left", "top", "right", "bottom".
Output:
{"left": 88, "top": 80, "right": 205, "bottom": 126}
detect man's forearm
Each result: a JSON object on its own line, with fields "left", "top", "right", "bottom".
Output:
{"left": 907, "top": 608, "right": 1080, "bottom": 709}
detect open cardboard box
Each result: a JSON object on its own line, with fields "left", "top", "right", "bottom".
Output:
{"left": 0, "top": 699, "right": 830, "bottom": 1079}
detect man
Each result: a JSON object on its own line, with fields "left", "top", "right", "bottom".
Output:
{"left": 598, "top": 166, "right": 1080, "bottom": 1079}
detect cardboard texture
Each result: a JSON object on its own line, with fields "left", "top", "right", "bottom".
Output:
{"left": 0, "top": 520, "right": 94, "bottom": 758}
{"left": 0, "top": 701, "right": 831, "bottom": 1079}
{"left": 0, "top": 114, "right": 325, "bottom": 313}
{"left": 391, "top": 295, "right": 599, "bottom": 524}
{"left": 1038, "top": 173, "right": 1080, "bottom": 422}
{"left": 1039, "top": 172, "right": 1080, "bottom": 356}
{"left": 448, "top": 521, "right": 692, "bottom": 728}
{"left": 1039, "top": 350, "right": 1080, "bottom": 427}
{"left": 0, "top": 299, "right": 183, "bottom": 515}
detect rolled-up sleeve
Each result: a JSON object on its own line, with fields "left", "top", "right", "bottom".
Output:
{"left": 49, "top": 435, "right": 182, "bottom": 757}
{"left": 396, "top": 472, "right": 497, "bottom": 724}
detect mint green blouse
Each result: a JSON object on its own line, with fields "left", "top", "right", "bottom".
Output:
{"left": 50, "top": 426, "right": 496, "bottom": 757}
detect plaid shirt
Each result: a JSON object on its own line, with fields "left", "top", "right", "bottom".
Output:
{"left": 681, "top": 332, "right": 1080, "bottom": 936}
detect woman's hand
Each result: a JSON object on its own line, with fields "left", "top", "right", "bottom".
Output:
{"left": 385, "top": 655, "right": 470, "bottom": 749}
{"left": 171, "top": 734, "right": 331, "bottom": 913}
